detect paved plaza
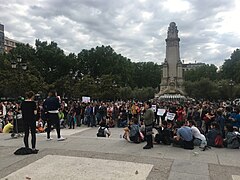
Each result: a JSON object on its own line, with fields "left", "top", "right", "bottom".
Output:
{"left": 0, "top": 127, "right": 240, "bottom": 180}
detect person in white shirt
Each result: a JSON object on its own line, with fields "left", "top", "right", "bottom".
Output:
{"left": 189, "top": 120, "right": 207, "bottom": 148}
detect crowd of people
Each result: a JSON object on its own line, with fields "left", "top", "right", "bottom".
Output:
{"left": 123, "top": 100, "right": 240, "bottom": 150}
{"left": 1, "top": 94, "right": 240, "bottom": 152}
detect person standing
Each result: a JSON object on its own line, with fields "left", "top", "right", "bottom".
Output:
{"left": 43, "top": 90, "right": 65, "bottom": 141}
{"left": 21, "top": 91, "right": 38, "bottom": 153}
{"left": 143, "top": 101, "right": 155, "bottom": 149}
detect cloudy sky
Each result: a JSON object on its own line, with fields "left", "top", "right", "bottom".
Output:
{"left": 1, "top": 0, "right": 240, "bottom": 67}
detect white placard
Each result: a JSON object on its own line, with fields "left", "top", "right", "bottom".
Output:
{"left": 157, "top": 109, "right": 166, "bottom": 116}
{"left": 152, "top": 105, "right": 157, "bottom": 112}
{"left": 82, "top": 96, "right": 91, "bottom": 103}
{"left": 166, "top": 112, "right": 175, "bottom": 121}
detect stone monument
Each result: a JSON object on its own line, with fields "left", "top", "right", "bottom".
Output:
{"left": 156, "top": 22, "right": 184, "bottom": 98}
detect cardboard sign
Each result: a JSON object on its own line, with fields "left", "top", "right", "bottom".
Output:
{"left": 166, "top": 112, "right": 175, "bottom": 121}
{"left": 82, "top": 96, "right": 90, "bottom": 103}
{"left": 157, "top": 109, "right": 166, "bottom": 116}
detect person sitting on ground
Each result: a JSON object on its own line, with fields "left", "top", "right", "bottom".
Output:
{"left": 223, "top": 124, "right": 240, "bottom": 149}
{"left": 189, "top": 120, "right": 207, "bottom": 148}
{"left": 107, "top": 116, "right": 115, "bottom": 128}
{"left": 118, "top": 112, "right": 128, "bottom": 128}
{"left": 36, "top": 119, "right": 45, "bottom": 133}
{"left": 173, "top": 121, "right": 194, "bottom": 150}
{"left": 3, "top": 119, "right": 13, "bottom": 133}
{"left": 124, "top": 118, "right": 142, "bottom": 143}
{"left": 206, "top": 122, "right": 222, "bottom": 147}
{"left": 123, "top": 119, "right": 133, "bottom": 141}
{"left": 97, "top": 120, "right": 111, "bottom": 137}
{"left": 154, "top": 121, "right": 173, "bottom": 145}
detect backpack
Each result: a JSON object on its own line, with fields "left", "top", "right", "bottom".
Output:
{"left": 14, "top": 147, "right": 36, "bottom": 155}
{"left": 215, "top": 134, "right": 223, "bottom": 148}
{"left": 227, "top": 132, "right": 240, "bottom": 149}
{"left": 97, "top": 127, "right": 105, "bottom": 137}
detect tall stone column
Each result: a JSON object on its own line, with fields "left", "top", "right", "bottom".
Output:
{"left": 156, "top": 22, "right": 184, "bottom": 97}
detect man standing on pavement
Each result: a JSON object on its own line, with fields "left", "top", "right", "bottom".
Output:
{"left": 43, "top": 90, "right": 65, "bottom": 141}
{"left": 143, "top": 101, "right": 155, "bottom": 149}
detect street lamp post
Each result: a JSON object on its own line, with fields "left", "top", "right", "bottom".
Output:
{"left": 11, "top": 56, "right": 27, "bottom": 97}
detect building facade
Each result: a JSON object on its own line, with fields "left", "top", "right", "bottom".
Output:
{"left": 0, "top": 24, "right": 4, "bottom": 54}
{"left": 182, "top": 62, "right": 205, "bottom": 71}
{"left": 0, "top": 23, "right": 22, "bottom": 53}
{"left": 4, "top": 37, "right": 20, "bottom": 53}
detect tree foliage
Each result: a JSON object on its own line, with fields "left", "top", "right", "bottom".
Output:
{"left": 0, "top": 39, "right": 239, "bottom": 101}
{"left": 220, "top": 49, "right": 240, "bottom": 83}
{"left": 184, "top": 64, "right": 218, "bottom": 82}
{"left": 0, "top": 40, "right": 160, "bottom": 100}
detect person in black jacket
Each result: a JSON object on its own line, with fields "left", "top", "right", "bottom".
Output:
{"left": 21, "top": 91, "right": 38, "bottom": 153}
{"left": 43, "top": 90, "right": 65, "bottom": 141}
{"left": 155, "top": 121, "right": 173, "bottom": 145}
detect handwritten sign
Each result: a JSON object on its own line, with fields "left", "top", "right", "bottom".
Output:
{"left": 157, "top": 109, "right": 166, "bottom": 116}
{"left": 166, "top": 112, "right": 175, "bottom": 121}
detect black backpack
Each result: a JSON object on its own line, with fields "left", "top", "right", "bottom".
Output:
{"left": 97, "top": 127, "right": 105, "bottom": 137}
{"left": 14, "top": 147, "right": 35, "bottom": 155}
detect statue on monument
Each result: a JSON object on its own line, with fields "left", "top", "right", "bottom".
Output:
{"left": 167, "top": 22, "right": 178, "bottom": 39}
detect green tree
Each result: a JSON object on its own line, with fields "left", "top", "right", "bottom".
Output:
{"left": 184, "top": 64, "right": 218, "bottom": 82}
{"left": 184, "top": 78, "right": 219, "bottom": 100}
{"left": 35, "top": 40, "right": 71, "bottom": 84}
{"left": 119, "top": 87, "right": 133, "bottom": 100}
{"left": 220, "top": 49, "right": 240, "bottom": 83}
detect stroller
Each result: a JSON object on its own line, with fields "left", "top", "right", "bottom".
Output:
{"left": 11, "top": 113, "right": 24, "bottom": 138}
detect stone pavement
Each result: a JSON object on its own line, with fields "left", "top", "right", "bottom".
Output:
{"left": 0, "top": 127, "right": 240, "bottom": 180}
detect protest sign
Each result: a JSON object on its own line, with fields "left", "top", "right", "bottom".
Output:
{"left": 157, "top": 109, "right": 166, "bottom": 116}
{"left": 166, "top": 112, "right": 175, "bottom": 121}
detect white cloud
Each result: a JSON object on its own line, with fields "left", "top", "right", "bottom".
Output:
{"left": 162, "top": 0, "right": 191, "bottom": 13}
{"left": 141, "top": 11, "right": 153, "bottom": 21}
